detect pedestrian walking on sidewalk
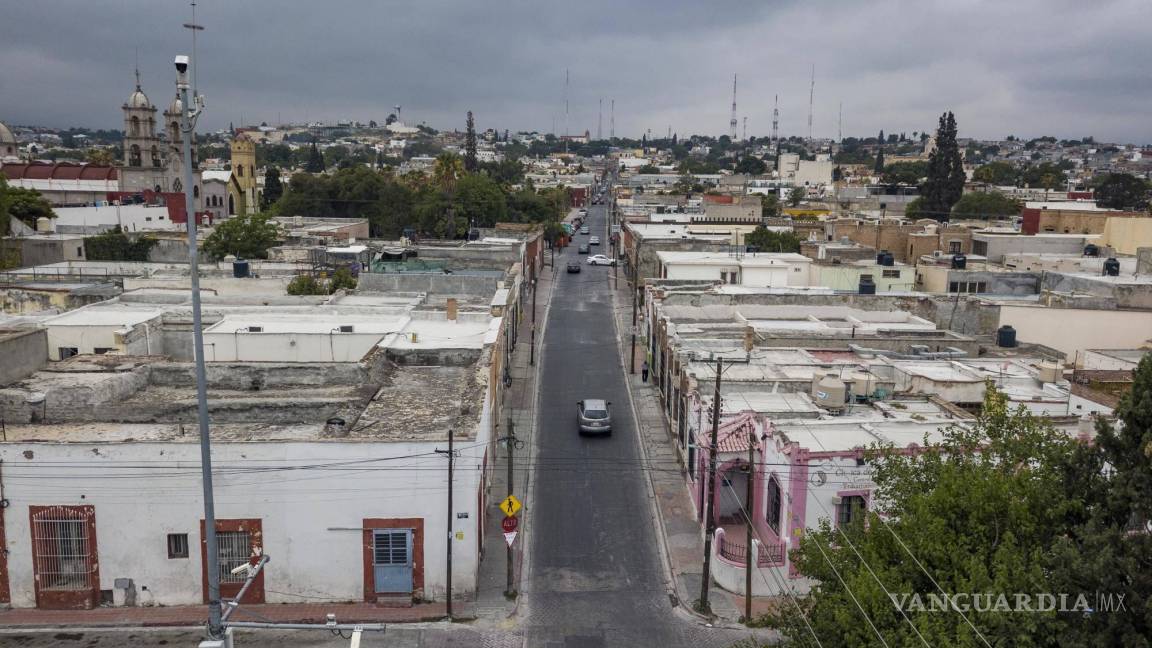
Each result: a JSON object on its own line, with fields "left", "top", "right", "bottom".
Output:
{"left": 641, "top": 360, "right": 649, "bottom": 382}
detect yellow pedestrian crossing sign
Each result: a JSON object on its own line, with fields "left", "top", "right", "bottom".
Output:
{"left": 499, "top": 495, "right": 522, "bottom": 517}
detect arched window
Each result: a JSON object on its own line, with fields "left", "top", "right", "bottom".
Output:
{"left": 193, "top": 185, "right": 200, "bottom": 199}
{"left": 228, "top": 194, "right": 235, "bottom": 215}
{"left": 237, "top": 165, "right": 244, "bottom": 177}
{"left": 130, "top": 116, "right": 140, "bottom": 136}
{"left": 129, "top": 144, "right": 142, "bottom": 167}
{"left": 250, "top": 166, "right": 255, "bottom": 179}
{"left": 151, "top": 145, "right": 161, "bottom": 168}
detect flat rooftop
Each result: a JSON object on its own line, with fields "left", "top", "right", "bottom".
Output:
{"left": 355, "top": 365, "right": 483, "bottom": 441}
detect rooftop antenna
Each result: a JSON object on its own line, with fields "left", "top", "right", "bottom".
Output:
{"left": 597, "top": 98, "right": 603, "bottom": 141}
{"left": 772, "top": 94, "right": 779, "bottom": 154}
{"left": 610, "top": 99, "right": 615, "bottom": 139}
{"left": 667, "top": 125, "right": 671, "bottom": 140}
{"left": 564, "top": 68, "right": 569, "bottom": 154}
{"left": 807, "top": 64, "right": 815, "bottom": 142}
{"left": 182, "top": 1, "right": 204, "bottom": 97}
{"left": 729, "top": 73, "right": 738, "bottom": 140}
{"left": 838, "top": 102, "right": 843, "bottom": 144}
{"left": 134, "top": 48, "right": 141, "bottom": 89}
{"left": 394, "top": 105, "right": 401, "bottom": 123}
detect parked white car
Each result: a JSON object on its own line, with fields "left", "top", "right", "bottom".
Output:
{"left": 586, "top": 254, "right": 616, "bottom": 266}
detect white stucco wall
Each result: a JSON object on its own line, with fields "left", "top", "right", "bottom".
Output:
{"left": 0, "top": 393, "right": 492, "bottom": 608}
{"left": 998, "top": 306, "right": 1152, "bottom": 360}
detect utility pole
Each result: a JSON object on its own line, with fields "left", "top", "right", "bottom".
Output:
{"left": 176, "top": 54, "right": 220, "bottom": 640}
{"left": 504, "top": 416, "right": 516, "bottom": 597}
{"left": 745, "top": 426, "right": 755, "bottom": 621}
{"left": 437, "top": 429, "right": 455, "bottom": 620}
{"left": 529, "top": 278, "right": 537, "bottom": 366}
{"left": 698, "top": 357, "right": 723, "bottom": 614}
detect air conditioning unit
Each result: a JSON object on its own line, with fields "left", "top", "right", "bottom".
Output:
{"left": 247, "top": 326, "right": 263, "bottom": 333}
{"left": 338, "top": 325, "right": 355, "bottom": 333}
{"left": 831, "top": 496, "right": 843, "bottom": 505}
{"left": 932, "top": 250, "right": 942, "bottom": 258}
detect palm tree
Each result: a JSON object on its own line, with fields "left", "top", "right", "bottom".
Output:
{"left": 432, "top": 153, "right": 465, "bottom": 192}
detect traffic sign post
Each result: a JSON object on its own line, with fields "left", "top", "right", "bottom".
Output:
{"left": 499, "top": 494, "right": 522, "bottom": 517}
{"left": 503, "top": 531, "right": 518, "bottom": 547}
{"left": 501, "top": 515, "right": 519, "bottom": 533}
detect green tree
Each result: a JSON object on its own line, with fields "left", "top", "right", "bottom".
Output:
{"left": 287, "top": 274, "right": 324, "bottom": 295}
{"left": 919, "top": 111, "right": 966, "bottom": 221}
{"left": 1019, "top": 162, "right": 1068, "bottom": 191}
{"left": 86, "top": 148, "right": 116, "bottom": 167}
{"left": 262, "top": 167, "right": 283, "bottom": 210}
{"left": 881, "top": 161, "right": 929, "bottom": 186}
{"left": 903, "top": 196, "right": 924, "bottom": 219}
{"left": 873, "top": 147, "right": 885, "bottom": 174}
{"left": 0, "top": 175, "right": 12, "bottom": 236}
{"left": 454, "top": 173, "right": 508, "bottom": 228}
{"left": 637, "top": 164, "right": 661, "bottom": 174}
{"left": 972, "top": 161, "right": 1019, "bottom": 186}
{"left": 432, "top": 153, "right": 465, "bottom": 191}
{"left": 84, "top": 226, "right": 157, "bottom": 261}
{"left": 760, "top": 193, "right": 782, "bottom": 218}
{"left": 1092, "top": 172, "right": 1150, "bottom": 211}
{"left": 479, "top": 159, "right": 524, "bottom": 186}
{"left": 464, "top": 111, "right": 478, "bottom": 172}
{"left": 5, "top": 186, "right": 56, "bottom": 226}
{"left": 328, "top": 267, "right": 358, "bottom": 293}
{"left": 788, "top": 186, "right": 806, "bottom": 207}
{"left": 304, "top": 139, "right": 326, "bottom": 173}
{"left": 950, "top": 191, "right": 1022, "bottom": 220}
{"left": 770, "top": 387, "right": 1090, "bottom": 646}
{"left": 203, "top": 213, "right": 280, "bottom": 260}
{"left": 734, "top": 156, "right": 767, "bottom": 175}
{"left": 745, "top": 227, "right": 800, "bottom": 252}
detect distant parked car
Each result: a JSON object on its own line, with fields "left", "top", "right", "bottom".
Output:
{"left": 577, "top": 398, "right": 612, "bottom": 435}
{"left": 566, "top": 262, "right": 581, "bottom": 273}
{"left": 589, "top": 236, "right": 600, "bottom": 245}
{"left": 586, "top": 254, "right": 616, "bottom": 266}
{"left": 578, "top": 243, "right": 590, "bottom": 254}
{"left": 580, "top": 226, "right": 590, "bottom": 235}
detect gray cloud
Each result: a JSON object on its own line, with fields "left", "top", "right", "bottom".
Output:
{"left": 0, "top": 0, "right": 1148, "bottom": 143}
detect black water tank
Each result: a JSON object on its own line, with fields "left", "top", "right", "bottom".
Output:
{"left": 858, "top": 277, "right": 877, "bottom": 294}
{"left": 232, "top": 259, "right": 250, "bottom": 278}
{"left": 951, "top": 254, "right": 967, "bottom": 269}
{"left": 876, "top": 251, "right": 895, "bottom": 266}
{"left": 1083, "top": 244, "right": 1100, "bottom": 257}
{"left": 997, "top": 325, "right": 1017, "bottom": 348}
{"left": 1103, "top": 258, "right": 1121, "bottom": 276}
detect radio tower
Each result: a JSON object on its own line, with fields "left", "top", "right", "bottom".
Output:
{"left": 610, "top": 99, "right": 615, "bottom": 139}
{"left": 807, "top": 64, "right": 815, "bottom": 142}
{"left": 564, "top": 68, "right": 570, "bottom": 154}
{"left": 771, "top": 94, "right": 779, "bottom": 154}
{"left": 742, "top": 116, "right": 747, "bottom": 142}
{"left": 597, "top": 98, "right": 603, "bottom": 141}
{"left": 728, "top": 74, "right": 738, "bottom": 140}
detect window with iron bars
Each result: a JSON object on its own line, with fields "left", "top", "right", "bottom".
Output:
{"left": 217, "top": 531, "right": 252, "bottom": 584}
{"left": 32, "top": 508, "right": 93, "bottom": 590}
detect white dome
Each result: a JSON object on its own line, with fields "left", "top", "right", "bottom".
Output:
{"left": 126, "top": 87, "right": 152, "bottom": 110}
{"left": 166, "top": 94, "right": 183, "bottom": 116}
{"left": 0, "top": 120, "right": 15, "bottom": 145}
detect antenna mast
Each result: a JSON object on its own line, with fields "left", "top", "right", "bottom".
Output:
{"left": 807, "top": 64, "right": 815, "bottom": 142}
{"left": 729, "top": 73, "right": 738, "bottom": 140}
{"left": 838, "top": 102, "right": 843, "bottom": 143}
{"left": 564, "top": 68, "right": 569, "bottom": 154}
{"left": 182, "top": 1, "right": 205, "bottom": 97}
{"left": 742, "top": 116, "right": 747, "bottom": 143}
{"left": 597, "top": 98, "right": 603, "bottom": 141}
{"left": 772, "top": 94, "right": 779, "bottom": 154}
{"left": 610, "top": 99, "right": 615, "bottom": 139}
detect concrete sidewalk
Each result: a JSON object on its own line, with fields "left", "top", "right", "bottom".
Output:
{"left": 470, "top": 259, "right": 555, "bottom": 627}
{"left": 611, "top": 276, "right": 746, "bottom": 624}
{"left": 0, "top": 601, "right": 448, "bottom": 628}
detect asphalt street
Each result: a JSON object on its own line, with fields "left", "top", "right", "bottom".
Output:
{"left": 517, "top": 197, "right": 752, "bottom": 648}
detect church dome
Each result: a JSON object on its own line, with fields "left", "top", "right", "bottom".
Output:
{"left": 166, "top": 94, "right": 183, "bottom": 116}
{"left": 0, "top": 120, "right": 15, "bottom": 145}
{"left": 126, "top": 86, "right": 152, "bottom": 109}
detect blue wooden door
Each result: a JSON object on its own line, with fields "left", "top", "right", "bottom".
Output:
{"left": 372, "top": 529, "right": 413, "bottom": 594}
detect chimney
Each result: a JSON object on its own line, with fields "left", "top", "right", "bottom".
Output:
{"left": 446, "top": 298, "right": 458, "bottom": 321}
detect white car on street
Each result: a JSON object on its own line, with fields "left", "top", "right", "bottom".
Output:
{"left": 586, "top": 254, "right": 616, "bottom": 266}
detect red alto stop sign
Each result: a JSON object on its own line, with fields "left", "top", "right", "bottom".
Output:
{"left": 501, "top": 516, "right": 519, "bottom": 533}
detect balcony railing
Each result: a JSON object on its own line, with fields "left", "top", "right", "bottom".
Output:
{"left": 717, "top": 533, "right": 786, "bottom": 567}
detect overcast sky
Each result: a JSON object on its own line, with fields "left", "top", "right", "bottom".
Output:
{"left": 1, "top": 0, "right": 1149, "bottom": 143}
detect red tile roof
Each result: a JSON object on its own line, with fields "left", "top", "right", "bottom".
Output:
{"left": 0, "top": 162, "right": 118, "bottom": 181}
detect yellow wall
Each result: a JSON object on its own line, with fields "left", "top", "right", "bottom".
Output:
{"left": 1100, "top": 217, "right": 1152, "bottom": 255}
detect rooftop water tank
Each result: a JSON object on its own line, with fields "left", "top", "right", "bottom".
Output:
{"left": 996, "top": 325, "right": 1017, "bottom": 348}
{"left": 1102, "top": 258, "right": 1120, "bottom": 277}
{"left": 811, "top": 373, "right": 848, "bottom": 411}
{"left": 35, "top": 216, "right": 53, "bottom": 233}
{"left": 232, "top": 258, "right": 250, "bottom": 278}
{"left": 877, "top": 251, "right": 895, "bottom": 266}
{"left": 1083, "top": 244, "right": 1100, "bottom": 257}
{"left": 951, "top": 254, "right": 967, "bottom": 270}
{"left": 858, "top": 277, "right": 877, "bottom": 294}
{"left": 1037, "top": 361, "right": 1062, "bottom": 384}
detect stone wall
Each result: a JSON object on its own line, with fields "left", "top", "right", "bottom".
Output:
{"left": 0, "top": 329, "right": 47, "bottom": 386}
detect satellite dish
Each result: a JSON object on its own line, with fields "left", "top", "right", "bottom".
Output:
{"left": 809, "top": 470, "right": 827, "bottom": 487}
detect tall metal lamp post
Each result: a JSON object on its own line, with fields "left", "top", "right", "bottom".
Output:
{"left": 175, "top": 54, "right": 221, "bottom": 640}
